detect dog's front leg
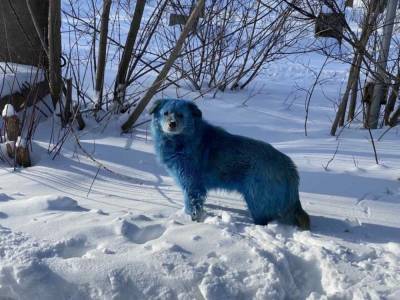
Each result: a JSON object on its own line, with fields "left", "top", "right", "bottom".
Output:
{"left": 190, "top": 197, "right": 205, "bottom": 222}
{"left": 183, "top": 188, "right": 206, "bottom": 222}
{"left": 177, "top": 160, "right": 206, "bottom": 222}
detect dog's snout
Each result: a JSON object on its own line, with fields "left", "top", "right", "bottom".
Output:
{"left": 169, "top": 121, "right": 177, "bottom": 129}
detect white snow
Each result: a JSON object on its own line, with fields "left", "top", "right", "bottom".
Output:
{"left": 0, "top": 63, "right": 45, "bottom": 98}
{"left": 15, "top": 137, "right": 27, "bottom": 148}
{"left": 2, "top": 104, "right": 16, "bottom": 118}
{"left": 0, "top": 19, "right": 399, "bottom": 300}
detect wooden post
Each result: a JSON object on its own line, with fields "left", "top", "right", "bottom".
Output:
{"left": 1, "top": 104, "right": 31, "bottom": 167}
{"left": 2, "top": 104, "right": 19, "bottom": 142}
{"left": 16, "top": 138, "right": 31, "bottom": 168}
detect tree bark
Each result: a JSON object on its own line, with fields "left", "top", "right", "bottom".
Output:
{"left": 388, "top": 105, "right": 400, "bottom": 126}
{"left": 347, "top": 58, "right": 362, "bottom": 122}
{"left": 95, "top": 0, "right": 112, "bottom": 110}
{"left": 114, "top": 0, "right": 146, "bottom": 106}
{"left": 368, "top": 0, "right": 398, "bottom": 128}
{"left": 384, "top": 77, "right": 400, "bottom": 125}
{"left": 16, "top": 144, "right": 31, "bottom": 167}
{"left": 121, "top": 0, "right": 205, "bottom": 132}
{"left": 331, "top": 54, "right": 361, "bottom": 136}
{"left": 48, "top": 0, "right": 62, "bottom": 107}
{"left": 330, "top": 2, "right": 380, "bottom": 135}
{"left": 73, "top": 104, "right": 86, "bottom": 130}
{"left": 63, "top": 78, "right": 72, "bottom": 125}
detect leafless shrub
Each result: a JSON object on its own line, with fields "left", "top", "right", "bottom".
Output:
{"left": 285, "top": 0, "right": 400, "bottom": 134}
{"left": 157, "top": 0, "right": 304, "bottom": 93}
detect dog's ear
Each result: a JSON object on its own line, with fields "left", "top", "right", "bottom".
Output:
{"left": 148, "top": 99, "right": 164, "bottom": 115}
{"left": 188, "top": 102, "right": 202, "bottom": 118}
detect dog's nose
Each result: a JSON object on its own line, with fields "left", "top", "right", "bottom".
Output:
{"left": 169, "top": 121, "right": 176, "bottom": 129}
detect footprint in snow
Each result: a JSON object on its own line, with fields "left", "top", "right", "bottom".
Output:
{"left": 45, "top": 196, "right": 88, "bottom": 212}
{"left": 116, "top": 219, "right": 166, "bottom": 244}
{"left": 0, "top": 193, "right": 14, "bottom": 202}
{"left": 130, "top": 214, "right": 153, "bottom": 222}
{"left": 53, "top": 235, "right": 94, "bottom": 259}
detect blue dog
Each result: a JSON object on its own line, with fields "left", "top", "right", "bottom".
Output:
{"left": 150, "top": 99, "right": 310, "bottom": 229}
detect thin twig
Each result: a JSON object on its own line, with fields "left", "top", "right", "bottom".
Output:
{"left": 323, "top": 140, "right": 340, "bottom": 171}
{"left": 87, "top": 165, "right": 101, "bottom": 197}
{"left": 367, "top": 128, "right": 379, "bottom": 164}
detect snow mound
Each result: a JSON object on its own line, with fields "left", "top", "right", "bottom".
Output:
{"left": 0, "top": 193, "right": 14, "bottom": 202}
{"left": 0, "top": 226, "right": 87, "bottom": 300}
{"left": 114, "top": 218, "right": 166, "bottom": 244}
{"left": 0, "top": 207, "right": 399, "bottom": 299}
{"left": 44, "top": 196, "right": 81, "bottom": 211}
{"left": 0, "top": 195, "right": 87, "bottom": 217}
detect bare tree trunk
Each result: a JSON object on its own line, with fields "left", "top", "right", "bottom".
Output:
{"left": 113, "top": 0, "right": 146, "bottom": 107}
{"left": 347, "top": 59, "right": 361, "bottom": 122}
{"left": 125, "top": 0, "right": 169, "bottom": 86}
{"left": 63, "top": 78, "right": 72, "bottom": 125}
{"left": 384, "top": 76, "right": 400, "bottom": 125}
{"left": 121, "top": 0, "right": 205, "bottom": 133}
{"left": 331, "top": 51, "right": 366, "bottom": 135}
{"left": 73, "top": 104, "right": 86, "bottom": 130}
{"left": 330, "top": 64, "right": 356, "bottom": 135}
{"left": 388, "top": 105, "right": 400, "bottom": 126}
{"left": 330, "top": 2, "right": 380, "bottom": 135}
{"left": 95, "top": 0, "right": 112, "bottom": 111}
{"left": 368, "top": 0, "right": 398, "bottom": 128}
{"left": 48, "top": 0, "right": 62, "bottom": 107}
{"left": 341, "top": 54, "right": 364, "bottom": 126}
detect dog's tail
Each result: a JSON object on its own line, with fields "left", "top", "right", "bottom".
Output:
{"left": 294, "top": 203, "right": 310, "bottom": 231}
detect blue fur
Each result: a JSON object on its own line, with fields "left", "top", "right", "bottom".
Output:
{"left": 151, "top": 98, "right": 305, "bottom": 226}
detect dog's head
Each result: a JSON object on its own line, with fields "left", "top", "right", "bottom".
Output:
{"left": 149, "top": 99, "right": 202, "bottom": 135}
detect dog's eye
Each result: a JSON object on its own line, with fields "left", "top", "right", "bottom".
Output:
{"left": 176, "top": 113, "right": 183, "bottom": 118}
{"left": 163, "top": 111, "right": 168, "bottom": 116}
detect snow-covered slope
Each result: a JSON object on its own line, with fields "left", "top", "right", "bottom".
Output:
{"left": 1, "top": 58, "right": 400, "bottom": 299}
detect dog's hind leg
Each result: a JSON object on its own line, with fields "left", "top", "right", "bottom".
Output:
{"left": 241, "top": 183, "right": 276, "bottom": 226}
{"left": 284, "top": 184, "right": 310, "bottom": 230}
{"left": 294, "top": 205, "right": 310, "bottom": 230}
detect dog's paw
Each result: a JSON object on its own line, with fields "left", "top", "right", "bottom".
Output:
{"left": 191, "top": 205, "right": 205, "bottom": 222}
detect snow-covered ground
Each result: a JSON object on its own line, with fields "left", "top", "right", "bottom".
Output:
{"left": 1, "top": 56, "right": 400, "bottom": 299}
